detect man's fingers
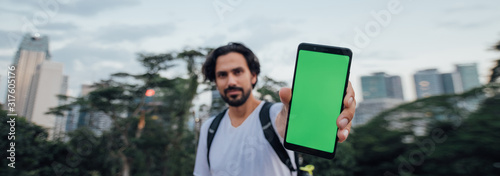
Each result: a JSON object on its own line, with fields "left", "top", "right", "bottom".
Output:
{"left": 337, "top": 107, "right": 355, "bottom": 130}
{"left": 343, "top": 81, "right": 355, "bottom": 108}
{"left": 338, "top": 123, "right": 352, "bottom": 143}
{"left": 338, "top": 80, "right": 356, "bottom": 130}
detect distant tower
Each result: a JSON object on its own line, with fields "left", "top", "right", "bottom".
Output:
{"left": 456, "top": 63, "right": 481, "bottom": 91}
{"left": 361, "top": 72, "right": 404, "bottom": 100}
{"left": 440, "top": 72, "right": 463, "bottom": 95}
{"left": 414, "top": 69, "right": 444, "bottom": 98}
{"left": 355, "top": 72, "right": 404, "bottom": 126}
{"left": 23, "top": 61, "right": 64, "bottom": 140}
{"left": 54, "top": 76, "right": 69, "bottom": 139}
{"left": 11, "top": 33, "right": 50, "bottom": 116}
{"left": 8, "top": 33, "right": 66, "bottom": 140}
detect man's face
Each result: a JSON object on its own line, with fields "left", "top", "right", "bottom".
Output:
{"left": 215, "top": 52, "right": 257, "bottom": 107}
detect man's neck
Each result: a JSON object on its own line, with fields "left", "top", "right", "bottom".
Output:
{"left": 227, "top": 96, "right": 261, "bottom": 127}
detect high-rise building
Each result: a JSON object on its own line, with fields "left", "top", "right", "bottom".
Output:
{"left": 11, "top": 33, "right": 50, "bottom": 116}
{"left": 54, "top": 76, "right": 69, "bottom": 139}
{"left": 414, "top": 69, "right": 444, "bottom": 98}
{"left": 77, "top": 111, "right": 113, "bottom": 136}
{"left": 23, "top": 61, "right": 64, "bottom": 140}
{"left": 441, "top": 72, "right": 463, "bottom": 95}
{"left": 356, "top": 72, "right": 405, "bottom": 126}
{"left": 64, "top": 84, "right": 112, "bottom": 137}
{"left": 361, "top": 72, "right": 404, "bottom": 100}
{"left": 456, "top": 63, "right": 481, "bottom": 91}
{"left": 65, "top": 105, "right": 80, "bottom": 134}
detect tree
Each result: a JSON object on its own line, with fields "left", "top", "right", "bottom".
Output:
{"left": 47, "top": 48, "right": 210, "bottom": 176}
{"left": 0, "top": 111, "right": 73, "bottom": 176}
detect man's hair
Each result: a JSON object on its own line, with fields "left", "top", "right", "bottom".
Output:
{"left": 202, "top": 42, "right": 261, "bottom": 88}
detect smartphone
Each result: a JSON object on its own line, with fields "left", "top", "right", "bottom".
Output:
{"left": 284, "top": 43, "right": 352, "bottom": 159}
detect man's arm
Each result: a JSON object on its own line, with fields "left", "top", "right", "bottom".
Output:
{"left": 275, "top": 81, "right": 356, "bottom": 143}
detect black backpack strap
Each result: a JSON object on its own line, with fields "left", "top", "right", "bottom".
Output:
{"left": 259, "top": 102, "right": 296, "bottom": 172}
{"left": 207, "top": 108, "right": 227, "bottom": 168}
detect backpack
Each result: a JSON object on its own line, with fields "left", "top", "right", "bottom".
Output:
{"left": 206, "top": 102, "right": 298, "bottom": 173}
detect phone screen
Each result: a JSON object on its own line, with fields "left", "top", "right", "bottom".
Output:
{"left": 286, "top": 48, "right": 350, "bottom": 153}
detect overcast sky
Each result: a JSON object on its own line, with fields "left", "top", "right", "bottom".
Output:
{"left": 1, "top": 0, "right": 500, "bottom": 105}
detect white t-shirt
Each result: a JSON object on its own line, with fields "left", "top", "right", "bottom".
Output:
{"left": 193, "top": 101, "right": 297, "bottom": 176}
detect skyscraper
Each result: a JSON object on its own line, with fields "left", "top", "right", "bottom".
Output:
{"left": 361, "top": 72, "right": 404, "bottom": 100}
{"left": 414, "top": 69, "right": 444, "bottom": 98}
{"left": 456, "top": 63, "right": 481, "bottom": 91}
{"left": 356, "top": 72, "right": 405, "bottom": 127}
{"left": 54, "top": 76, "right": 69, "bottom": 139}
{"left": 11, "top": 33, "right": 50, "bottom": 116}
{"left": 64, "top": 84, "right": 112, "bottom": 137}
{"left": 441, "top": 72, "right": 463, "bottom": 95}
{"left": 24, "top": 61, "right": 64, "bottom": 140}
{"left": 8, "top": 33, "right": 67, "bottom": 140}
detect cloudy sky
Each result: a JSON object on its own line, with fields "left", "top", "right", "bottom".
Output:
{"left": 1, "top": 0, "right": 500, "bottom": 105}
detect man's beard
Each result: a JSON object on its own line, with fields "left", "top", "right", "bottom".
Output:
{"left": 221, "top": 86, "right": 251, "bottom": 107}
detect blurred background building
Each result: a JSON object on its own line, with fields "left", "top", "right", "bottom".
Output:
{"left": 361, "top": 72, "right": 404, "bottom": 101}
{"left": 413, "top": 64, "right": 480, "bottom": 99}
{"left": 354, "top": 72, "right": 405, "bottom": 126}
{"left": 414, "top": 69, "right": 444, "bottom": 98}
{"left": 456, "top": 63, "right": 481, "bottom": 91}
{"left": 7, "top": 33, "right": 68, "bottom": 140}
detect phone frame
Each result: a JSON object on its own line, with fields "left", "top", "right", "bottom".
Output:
{"left": 284, "top": 43, "right": 352, "bottom": 159}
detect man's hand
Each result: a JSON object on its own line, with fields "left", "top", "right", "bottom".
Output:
{"left": 275, "top": 81, "right": 356, "bottom": 143}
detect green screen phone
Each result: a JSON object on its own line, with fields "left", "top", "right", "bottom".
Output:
{"left": 284, "top": 43, "right": 352, "bottom": 159}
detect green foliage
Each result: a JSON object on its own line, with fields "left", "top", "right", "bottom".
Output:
{"left": 489, "top": 59, "right": 500, "bottom": 83}
{"left": 10, "top": 40, "right": 500, "bottom": 176}
{"left": 0, "top": 112, "right": 73, "bottom": 176}
{"left": 413, "top": 88, "right": 500, "bottom": 176}
{"left": 43, "top": 48, "right": 209, "bottom": 176}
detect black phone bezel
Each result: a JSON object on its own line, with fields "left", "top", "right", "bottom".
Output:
{"left": 283, "top": 42, "right": 353, "bottom": 159}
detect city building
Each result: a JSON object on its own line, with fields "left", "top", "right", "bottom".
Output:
{"left": 456, "top": 63, "right": 481, "bottom": 91}
{"left": 54, "top": 76, "right": 69, "bottom": 139}
{"left": 441, "top": 72, "right": 463, "bottom": 95}
{"left": 23, "top": 61, "right": 65, "bottom": 140}
{"left": 64, "top": 84, "right": 112, "bottom": 137}
{"left": 414, "top": 64, "right": 481, "bottom": 99}
{"left": 414, "top": 69, "right": 444, "bottom": 98}
{"left": 10, "top": 33, "right": 50, "bottom": 116}
{"left": 6, "top": 33, "right": 68, "bottom": 140}
{"left": 361, "top": 72, "right": 404, "bottom": 100}
{"left": 355, "top": 72, "right": 405, "bottom": 126}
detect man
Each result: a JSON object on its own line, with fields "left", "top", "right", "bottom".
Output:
{"left": 194, "top": 42, "right": 356, "bottom": 176}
